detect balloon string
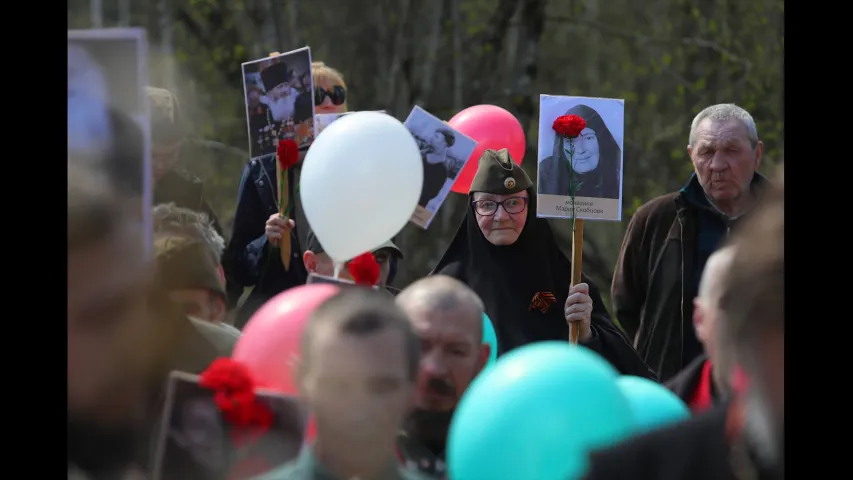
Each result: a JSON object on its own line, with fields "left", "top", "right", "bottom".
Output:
{"left": 333, "top": 262, "right": 343, "bottom": 279}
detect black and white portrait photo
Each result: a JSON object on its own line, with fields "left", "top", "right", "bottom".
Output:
{"left": 242, "top": 47, "right": 315, "bottom": 161}
{"left": 154, "top": 373, "right": 307, "bottom": 480}
{"left": 404, "top": 106, "right": 477, "bottom": 229}
{"left": 537, "top": 95, "right": 625, "bottom": 221}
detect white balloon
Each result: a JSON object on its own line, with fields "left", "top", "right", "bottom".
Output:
{"left": 300, "top": 111, "right": 423, "bottom": 263}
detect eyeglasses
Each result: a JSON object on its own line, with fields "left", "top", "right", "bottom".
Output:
{"left": 471, "top": 197, "right": 529, "bottom": 216}
{"left": 314, "top": 86, "right": 346, "bottom": 106}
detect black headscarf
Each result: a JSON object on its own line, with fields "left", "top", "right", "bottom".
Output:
{"left": 433, "top": 149, "right": 656, "bottom": 378}
{"left": 549, "top": 103, "right": 621, "bottom": 199}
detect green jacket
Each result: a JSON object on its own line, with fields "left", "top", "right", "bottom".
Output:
{"left": 254, "top": 447, "right": 434, "bottom": 480}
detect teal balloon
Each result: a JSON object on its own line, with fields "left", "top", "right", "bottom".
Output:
{"left": 617, "top": 376, "right": 690, "bottom": 434}
{"left": 448, "top": 342, "right": 634, "bottom": 480}
{"left": 481, "top": 313, "right": 499, "bottom": 368}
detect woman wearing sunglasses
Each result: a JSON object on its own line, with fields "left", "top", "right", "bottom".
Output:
{"left": 431, "top": 148, "right": 655, "bottom": 378}
{"left": 312, "top": 61, "right": 348, "bottom": 114}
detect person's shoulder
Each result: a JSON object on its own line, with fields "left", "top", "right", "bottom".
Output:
{"left": 626, "top": 191, "right": 682, "bottom": 232}
{"left": 187, "top": 317, "right": 240, "bottom": 356}
{"left": 399, "top": 466, "right": 439, "bottom": 480}
{"left": 585, "top": 405, "right": 728, "bottom": 479}
{"left": 251, "top": 459, "right": 307, "bottom": 480}
{"left": 168, "top": 168, "right": 203, "bottom": 186}
{"left": 432, "top": 260, "right": 464, "bottom": 278}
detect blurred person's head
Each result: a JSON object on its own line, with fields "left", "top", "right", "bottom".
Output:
{"left": 152, "top": 203, "right": 227, "bottom": 324}
{"left": 303, "top": 230, "right": 402, "bottom": 288}
{"left": 396, "top": 276, "right": 488, "bottom": 449}
{"left": 687, "top": 104, "right": 763, "bottom": 216}
{"left": 312, "top": 61, "right": 347, "bottom": 114}
{"left": 261, "top": 61, "right": 294, "bottom": 101}
{"left": 67, "top": 163, "right": 152, "bottom": 475}
{"left": 247, "top": 84, "right": 263, "bottom": 106}
{"left": 693, "top": 245, "right": 738, "bottom": 394}
{"left": 297, "top": 288, "right": 419, "bottom": 462}
{"left": 147, "top": 86, "right": 189, "bottom": 181}
{"left": 716, "top": 169, "right": 783, "bottom": 472}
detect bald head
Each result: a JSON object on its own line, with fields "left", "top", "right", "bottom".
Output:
{"left": 397, "top": 275, "right": 484, "bottom": 339}
{"left": 698, "top": 246, "right": 737, "bottom": 308}
{"left": 693, "top": 245, "right": 737, "bottom": 393}
{"left": 397, "top": 275, "right": 489, "bottom": 413}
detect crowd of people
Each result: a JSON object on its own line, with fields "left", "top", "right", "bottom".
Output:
{"left": 68, "top": 56, "right": 783, "bottom": 480}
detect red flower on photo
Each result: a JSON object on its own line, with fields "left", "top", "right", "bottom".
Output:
{"left": 200, "top": 358, "right": 273, "bottom": 431}
{"left": 552, "top": 114, "right": 587, "bottom": 139}
{"left": 349, "top": 252, "right": 381, "bottom": 286}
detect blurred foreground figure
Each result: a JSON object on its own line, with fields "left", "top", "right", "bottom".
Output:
{"left": 68, "top": 164, "right": 151, "bottom": 478}
{"left": 666, "top": 245, "right": 738, "bottom": 412}
{"left": 585, "top": 170, "right": 784, "bottom": 480}
{"left": 396, "top": 276, "right": 490, "bottom": 479}
{"left": 258, "top": 288, "right": 431, "bottom": 479}
{"left": 612, "top": 104, "right": 769, "bottom": 380}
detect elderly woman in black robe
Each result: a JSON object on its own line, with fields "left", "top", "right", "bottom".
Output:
{"left": 433, "top": 148, "right": 654, "bottom": 378}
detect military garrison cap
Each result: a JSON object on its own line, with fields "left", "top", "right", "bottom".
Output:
{"left": 146, "top": 86, "right": 188, "bottom": 145}
{"left": 468, "top": 148, "right": 532, "bottom": 195}
{"left": 154, "top": 235, "right": 226, "bottom": 299}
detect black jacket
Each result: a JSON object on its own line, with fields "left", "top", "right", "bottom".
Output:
{"left": 611, "top": 173, "right": 769, "bottom": 381}
{"left": 584, "top": 401, "right": 780, "bottom": 480}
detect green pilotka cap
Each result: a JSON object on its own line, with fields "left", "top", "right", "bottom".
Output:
{"left": 154, "top": 235, "right": 226, "bottom": 299}
{"left": 468, "top": 148, "right": 532, "bottom": 195}
{"left": 146, "top": 86, "right": 188, "bottom": 145}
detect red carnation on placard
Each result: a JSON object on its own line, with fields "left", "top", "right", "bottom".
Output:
{"left": 277, "top": 138, "right": 299, "bottom": 170}
{"left": 199, "top": 358, "right": 273, "bottom": 430}
{"left": 348, "top": 252, "right": 381, "bottom": 286}
{"left": 552, "top": 114, "right": 586, "bottom": 139}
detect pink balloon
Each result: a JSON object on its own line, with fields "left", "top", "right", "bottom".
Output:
{"left": 233, "top": 284, "right": 339, "bottom": 394}
{"left": 448, "top": 105, "right": 526, "bottom": 194}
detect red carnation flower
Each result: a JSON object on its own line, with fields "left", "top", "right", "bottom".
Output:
{"left": 277, "top": 138, "right": 299, "bottom": 170}
{"left": 348, "top": 252, "right": 381, "bottom": 286}
{"left": 552, "top": 114, "right": 586, "bottom": 139}
{"left": 199, "top": 358, "right": 273, "bottom": 430}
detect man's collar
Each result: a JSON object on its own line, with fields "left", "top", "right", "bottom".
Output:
{"left": 301, "top": 445, "right": 403, "bottom": 480}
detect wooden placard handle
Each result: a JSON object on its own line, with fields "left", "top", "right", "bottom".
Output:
{"left": 569, "top": 219, "right": 585, "bottom": 344}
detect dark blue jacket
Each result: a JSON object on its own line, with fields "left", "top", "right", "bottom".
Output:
{"left": 222, "top": 155, "right": 308, "bottom": 326}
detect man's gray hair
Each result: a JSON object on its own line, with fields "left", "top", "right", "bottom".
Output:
{"left": 689, "top": 103, "right": 759, "bottom": 149}
{"left": 151, "top": 203, "right": 225, "bottom": 263}
{"left": 396, "top": 275, "right": 485, "bottom": 338}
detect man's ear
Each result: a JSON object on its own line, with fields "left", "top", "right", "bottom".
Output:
{"left": 753, "top": 140, "right": 764, "bottom": 170}
{"left": 692, "top": 298, "right": 704, "bottom": 330}
{"left": 303, "top": 250, "right": 317, "bottom": 273}
{"left": 475, "top": 343, "right": 491, "bottom": 375}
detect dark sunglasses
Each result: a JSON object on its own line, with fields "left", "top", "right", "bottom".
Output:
{"left": 314, "top": 86, "right": 346, "bottom": 106}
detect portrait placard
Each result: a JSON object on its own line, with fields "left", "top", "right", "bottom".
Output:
{"left": 242, "top": 47, "right": 315, "bottom": 162}
{"left": 536, "top": 95, "right": 625, "bottom": 221}
{"left": 152, "top": 372, "right": 307, "bottom": 480}
{"left": 68, "top": 28, "right": 152, "bottom": 253}
{"left": 403, "top": 106, "right": 478, "bottom": 229}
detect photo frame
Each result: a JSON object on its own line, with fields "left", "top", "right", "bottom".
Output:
{"left": 536, "top": 95, "right": 625, "bottom": 222}
{"left": 404, "top": 106, "right": 478, "bottom": 229}
{"left": 242, "top": 47, "right": 315, "bottom": 161}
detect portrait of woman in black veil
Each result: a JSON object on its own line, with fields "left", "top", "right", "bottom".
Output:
{"left": 432, "top": 148, "right": 654, "bottom": 379}
{"left": 538, "top": 103, "right": 622, "bottom": 199}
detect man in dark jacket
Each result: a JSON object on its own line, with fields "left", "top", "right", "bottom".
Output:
{"left": 666, "top": 245, "right": 737, "bottom": 413}
{"left": 611, "top": 103, "right": 769, "bottom": 381}
{"left": 585, "top": 172, "right": 784, "bottom": 480}
{"left": 147, "top": 86, "right": 243, "bottom": 308}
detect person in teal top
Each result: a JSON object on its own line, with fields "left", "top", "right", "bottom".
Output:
{"left": 254, "top": 288, "right": 433, "bottom": 480}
